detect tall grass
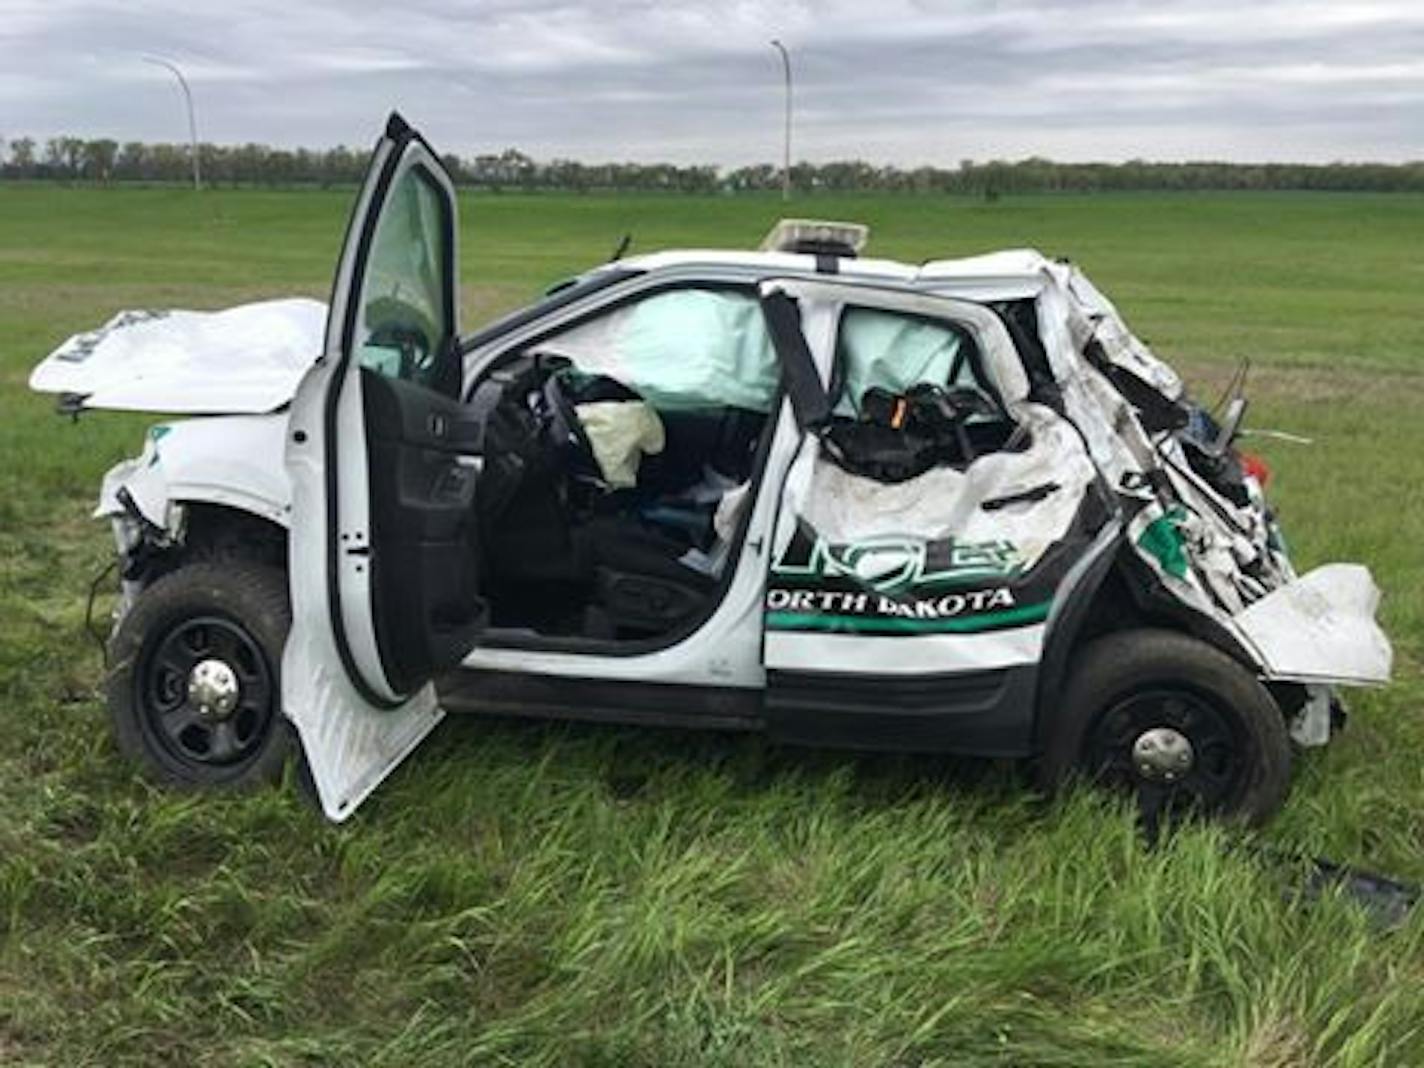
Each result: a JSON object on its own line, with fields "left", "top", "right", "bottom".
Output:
{"left": 2, "top": 187, "right": 1422, "bottom": 1064}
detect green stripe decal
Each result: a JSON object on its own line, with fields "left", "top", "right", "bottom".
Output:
{"left": 766, "top": 600, "right": 1052, "bottom": 635}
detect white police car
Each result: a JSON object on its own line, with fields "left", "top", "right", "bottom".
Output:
{"left": 32, "top": 114, "right": 1392, "bottom": 824}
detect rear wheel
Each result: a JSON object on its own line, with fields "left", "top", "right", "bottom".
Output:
{"left": 1038, "top": 628, "right": 1292, "bottom": 826}
{"left": 107, "top": 562, "right": 292, "bottom": 788}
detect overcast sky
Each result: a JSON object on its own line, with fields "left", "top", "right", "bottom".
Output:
{"left": 3, "top": 0, "right": 1422, "bottom": 165}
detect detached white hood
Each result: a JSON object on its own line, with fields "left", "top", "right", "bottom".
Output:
{"left": 29, "top": 298, "right": 327, "bottom": 414}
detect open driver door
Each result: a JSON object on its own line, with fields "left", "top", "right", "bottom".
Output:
{"left": 284, "top": 114, "right": 488, "bottom": 820}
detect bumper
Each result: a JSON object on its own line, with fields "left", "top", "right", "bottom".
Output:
{"left": 1233, "top": 563, "right": 1392, "bottom": 687}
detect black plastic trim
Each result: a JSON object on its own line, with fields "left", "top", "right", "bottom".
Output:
{"left": 435, "top": 670, "right": 763, "bottom": 730}
{"left": 765, "top": 665, "right": 1039, "bottom": 757}
{"left": 1032, "top": 521, "right": 1124, "bottom": 751}
{"left": 990, "top": 297, "right": 1063, "bottom": 413}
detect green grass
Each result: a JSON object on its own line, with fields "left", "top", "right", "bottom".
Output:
{"left": 3, "top": 184, "right": 1424, "bottom": 1065}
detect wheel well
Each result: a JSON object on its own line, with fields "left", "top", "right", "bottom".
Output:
{"left": 1034, "top": 555, "right": 1278, "bottom": 751}
{"left": 1071, "top": 564, "right": 1146, "bottom": 644}
{"left": 1069, "top": 559, "right": 1262, "bottom": 673}
{"left": 179, "top": 503, "right": 288, "bottom": 570}
{"left": 123, "top": 503, "right": 288, "bottom": 589}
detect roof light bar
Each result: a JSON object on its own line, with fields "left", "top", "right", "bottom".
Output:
{"left": 759, "top": 218, "right": 869, "bottom": 258}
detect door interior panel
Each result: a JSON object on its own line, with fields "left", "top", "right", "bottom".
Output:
{"left": 361, "top": 367, "right": 487, "bottom": 693}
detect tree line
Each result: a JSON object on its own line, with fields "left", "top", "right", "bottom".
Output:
{"left": 3, "top": 135, "right": 1422, "bottom": 194}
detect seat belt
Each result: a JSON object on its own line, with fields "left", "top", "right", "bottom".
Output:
{"left": 760, "top": 289, "right": 831, "bottom": 434}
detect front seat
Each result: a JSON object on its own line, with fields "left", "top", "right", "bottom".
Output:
{"left": 473, "top": 358, "right": 715, "bottom": 638}
{"left": 572, "top": 516, "right": 716, "bottom": 636}
{"left": 537, "top": 371, "right": 720, "bottom": 637}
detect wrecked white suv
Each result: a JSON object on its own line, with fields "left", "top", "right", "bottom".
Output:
{"left": 32, "top": 115, "right": 1391, "bottom": 825}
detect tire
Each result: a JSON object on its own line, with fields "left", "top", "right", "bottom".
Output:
{"left": 106, "top": 562, "right": 292, "bottom": 789}
{"left": 1037, "top": 628, "right": 1292, "bottom": 826}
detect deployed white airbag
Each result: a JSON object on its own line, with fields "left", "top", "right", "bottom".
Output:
{"left": 536, "top": 289, "right": 779, "bottom": 412}
{"left": 575, "top": 400, "right": 665, "bottom": 488}
{"left": 835, "top": 307, "right": 966, "bottom": 413}
{"left": 29, "top": 298, "right": 327, "bottom": 414}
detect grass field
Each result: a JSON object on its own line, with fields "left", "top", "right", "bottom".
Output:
{"left": 3, "top": 184, "right": 1424, "bottom": 1065}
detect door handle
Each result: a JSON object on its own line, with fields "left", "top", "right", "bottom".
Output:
{"left": 432, "top": 457, "right": 480, "bottom": 503}
{"left": 981, "top": 482, "right": 1061, "bottom": 511}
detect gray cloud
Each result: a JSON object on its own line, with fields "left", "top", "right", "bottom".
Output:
{"left": 1, "top": 0, "right": 1421, "bottom": 163}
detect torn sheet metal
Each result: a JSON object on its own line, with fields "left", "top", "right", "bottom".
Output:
{"left": 30, "top": 298, "right": 326, "bottom": 414}
{"left": 765, "top": 397, "right": 1098, "bottom": 678}
{"left": 796, "top": 406, "right": 1096, "bottom": 564}
{"left": 1002, "top": 255, "right": 1386, "bottom": 697}
{"left": 1057, "top": 262, "right": 1185, "bottom": 402}
{"left": 1233, "top": 564, "right": 1393, "bottom": 686}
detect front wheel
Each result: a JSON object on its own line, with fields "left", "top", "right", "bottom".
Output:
{"left": 1037, "top": 628, "right": 1292, "bottom": 826}
{"left": 107, "top": 562, "right": 292, "bottom": 789}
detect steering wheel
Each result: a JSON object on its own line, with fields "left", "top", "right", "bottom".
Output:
{"left": 540, "top": 371, "right": 604, "bottom": 487}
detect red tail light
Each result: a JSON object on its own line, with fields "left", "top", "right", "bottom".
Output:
{"left": 1241, "top": 451, "right": 1271, "bottom": 487}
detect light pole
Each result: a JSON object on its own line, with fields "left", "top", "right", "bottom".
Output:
{"left": 769, "top": 39, "right": 792, "bottom": 201}
{"left": 144, "top": 55, "right": 201, "bottom": 190}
